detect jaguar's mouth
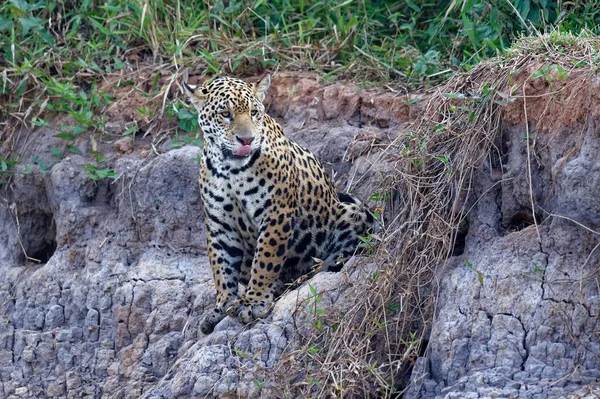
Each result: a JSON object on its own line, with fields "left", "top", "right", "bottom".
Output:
{"left": 221, "top": 137, "right": 262, "bottom": 159}
{"left": 233, "top": 145, "right": 252, "bottom": 157}
{"left": 221, "top": 144, "right": 253, "bottom": 159}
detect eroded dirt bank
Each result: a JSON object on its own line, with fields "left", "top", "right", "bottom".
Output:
{"left": 0, "top": 73, "right": 414, "bottom": 398}
{"left": 408, "top": 66, "right": 600, "bottom": 398}
{"left": 0, "top": 64, "right": 598, "bottom": 398}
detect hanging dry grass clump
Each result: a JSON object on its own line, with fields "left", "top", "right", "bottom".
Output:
{"left": 266, "top": 32, "right": 600, "bottom": 398}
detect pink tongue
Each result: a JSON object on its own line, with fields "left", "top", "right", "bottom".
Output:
{"left": 234, "top": 145, "right": 252, "bottom": 157}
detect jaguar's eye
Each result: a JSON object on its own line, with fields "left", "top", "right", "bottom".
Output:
{"left": 220, "top": 110, "right": 232, "bottom": 119}
{"left": 250, "top": 109, "right": 259, "bottom": 117}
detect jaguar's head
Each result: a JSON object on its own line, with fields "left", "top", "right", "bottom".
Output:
{"left": 184, "top": 75, "right": 270, "bottom": 160}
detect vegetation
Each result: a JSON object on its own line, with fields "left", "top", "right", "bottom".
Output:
{"left": 0, "top": 1, "right": 596, "bottom": 184}
{"left": 2, "top": 1, "right": 600, "bottom": 135}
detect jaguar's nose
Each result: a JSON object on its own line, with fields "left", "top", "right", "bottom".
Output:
{"left": 236, "top": 136, "right": 254, "bottom": 146}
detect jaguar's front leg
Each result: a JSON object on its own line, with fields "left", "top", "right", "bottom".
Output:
{"left": 230, "top": 207, "right": 294, "bottom": 324}
{"left": 200, "top": 228, "right": 244, "bottom": 334}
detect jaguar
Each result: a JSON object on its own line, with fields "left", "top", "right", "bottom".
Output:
{"left": 184, "top": 75, "right": 375, "bottom": 334}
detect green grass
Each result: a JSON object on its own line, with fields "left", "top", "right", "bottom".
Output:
{"left": 2, "top": 0, "right": 600, "bottom": 185}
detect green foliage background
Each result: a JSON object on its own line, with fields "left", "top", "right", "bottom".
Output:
{"left": 2, "top": 0, "right": 599, "bottom": 82}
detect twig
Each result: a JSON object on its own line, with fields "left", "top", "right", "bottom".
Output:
{"left": 10, "top": 203, "right": 41, "bottom": 263}
{"left": 522, "top": 84, "right": 542, "bottom": 243}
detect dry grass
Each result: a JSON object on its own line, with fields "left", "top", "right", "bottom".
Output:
{"left": 261, "top": 31, "right": 600, "bottom": 398}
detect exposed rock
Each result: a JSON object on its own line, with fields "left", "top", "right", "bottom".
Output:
{"left": 407, "top": 73, "right": 600, "bottom": 398}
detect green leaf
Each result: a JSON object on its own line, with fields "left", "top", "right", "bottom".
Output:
{"left": 32, "top": 118, "right": 49, "bottom": 127}
{"left": 332, "top": 0, "right": 353, "bottom": 9}
{"left": 532, "top": 262, "right": 545, "bottom": 273}
{"left": 412, "top": 59, "right": 427, "bottom": 75}
{"left": 169, "top": 140, "right": 184, "bottom": 149}
{"left": 518, "top": 0, "right": 531, "bottom": 22}
{"left": 33, "top": 156, "right": 49, "bottom": 171}
{"left": 95, "top": 168, "right": 115, "bottom": 179}
{"left": 122, "top": 126, "right": 137, "bottom": 136}
{"left": 55, "top": 133, "right": 75, "bottom": 140}
{"left": 18, "top": 16, "right": 45, "bottom": 35}
{"left": 405, "top": 97, "right": 422, "bottom": 105}
{"left": 9, "top": 0, "right": 28, "bottom": 12}
{"left": 67, "top": 145, "right": 81, "bottom": 154}
{"left": 555, "top": 65, "right": 569, "bottom": 80}
{"left": 99, "top": 4, "right": 122, "bottom": 12}
{"left": 90, "top": 151, "right": 105, "bottom": 163}
{"left": 178, "top": 112, "right": 199, "bottom": 133}
{"left": 386, "top": 303, "right": 402, "bottom": 313}
{"left": 50, "top": 148, "right": 63, "bottom": 158}
{"left": 531, "top": 66, "right": 548, "bottom": 79}
{"left": 70, "top": 126, "right": 87, "bottom": 135}
{"left": 231, "top": 54, "right": 243, "bottom": 72}
{"left": 15, "top": 78, "right": 28, "bottom": 97}
{"left": 0, "top": 17, "right": 13, "bottom": 32}
{"left": 405, "top": 0, "right": 420, "bottom": 12}
{"left": 113, "top": 57, "right": 125, "bottom": 70}
{"left": 177, "top": 108, "right": 196, "bottom": 120}
{"left": 531, "top": 70, "right": 545, "bottom": 79}
{"left": 88, "top": 17, "right": 112, "bottom": 36}
{"left": 461, "top": 14, "right": 476, "bottom": 47}
{"left": 39, "top": 29, "right": 55, "bottom": 45}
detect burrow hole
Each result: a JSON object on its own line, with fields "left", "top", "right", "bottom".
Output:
{"left": 19, "top": 210, "right": 57, "bottom": 264}
{"left": 504, "top": 210, "right": 542, "bottom": 234}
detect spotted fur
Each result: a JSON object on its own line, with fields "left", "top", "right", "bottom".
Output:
{"left": 184, "top": 75, "right": 375, "bottom": 334}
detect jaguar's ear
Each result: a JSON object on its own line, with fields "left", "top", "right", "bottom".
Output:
{"left": 183, "top": 70, "right": 207, "bottom": 109}
{"left": 253, "top": 74, "right": 271, "bottom": 102}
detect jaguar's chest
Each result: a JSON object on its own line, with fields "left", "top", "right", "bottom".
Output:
{"left": 203, "top": 162, "right": 273, "bottom": 220}
{"left": 230, "top": 174, "right": 272, "bottom": 221}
